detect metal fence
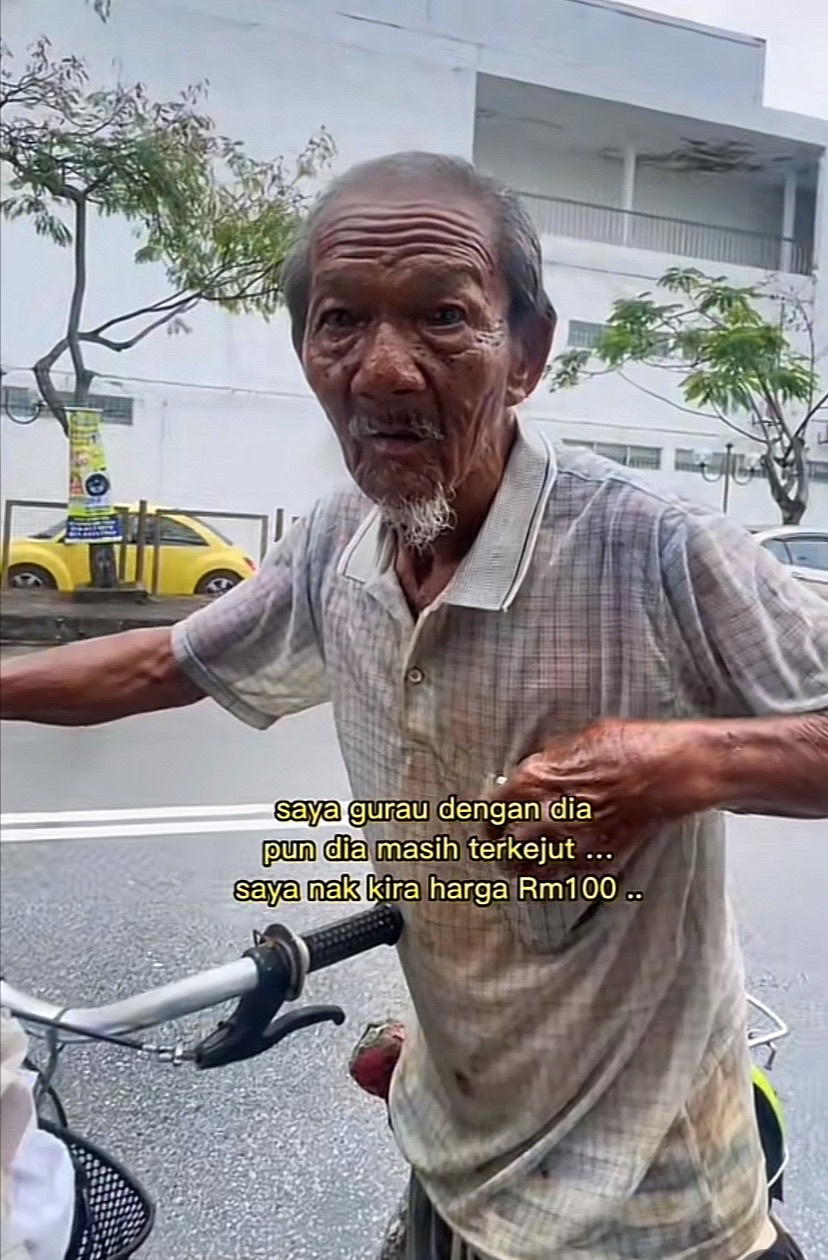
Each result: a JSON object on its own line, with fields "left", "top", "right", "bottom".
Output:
{"left": 519, "top": 192, "right": 813, "bottom": 275}
{"left": 0, "top": 499, "right": 273, "bottom": 593}
{"left": 272, "top": 507, "right": 301, "bottom": 542}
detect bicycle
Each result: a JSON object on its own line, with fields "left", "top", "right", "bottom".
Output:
{"left": 0, "top": 903, "right": 790, "bottom": 1258}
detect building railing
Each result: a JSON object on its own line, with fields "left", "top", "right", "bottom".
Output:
{"left": 518, "top": 192, "right": 813, "bottom": 275}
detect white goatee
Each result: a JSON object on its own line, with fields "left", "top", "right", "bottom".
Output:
{"left": 380, "top": 491, "right": 456, "bottom": 553}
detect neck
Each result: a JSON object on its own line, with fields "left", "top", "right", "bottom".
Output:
{"left": 397, "top": 413, "right": 517, "bottom": 583}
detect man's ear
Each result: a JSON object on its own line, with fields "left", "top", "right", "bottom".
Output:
{"left": 505, "top": 309, "right": 557, "bottom": 407}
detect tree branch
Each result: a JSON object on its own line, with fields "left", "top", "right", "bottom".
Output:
{"left": 66, "top": 195, "right": 92, "bottom": 404}
{"left": 81, "top": 299, "right": 198, "bottom": 351}
{"left": 32, "top": 338, "right": 70, "bottom": 434}
{"left": 84, "top": 288, "right": 201, "bottom": 337}
{"left": 805, "top": 389, "right": 828, "bottom": 421}
{"left": 790, "top": 389, "right": 828, "bottom": 444}
{"left": 710, "top": 404, "right": 762, "bottom": 445}
{"left": 615, "top": 370, "right": 722, "bottom": 423}
{"left": 763, "top": 444, "right": 787, "bottom": 502}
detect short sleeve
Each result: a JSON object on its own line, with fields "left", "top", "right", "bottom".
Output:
{"left": 171, "top": 514, "right": 329, "bottom": 730}
{"left": 659, "top": 507, "right": 828, "bottom": 717}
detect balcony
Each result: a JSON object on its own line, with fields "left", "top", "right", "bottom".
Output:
{"left": 474, "top": 75, "right": 821, "bottom": 280}
{"left": 519, "top": 192, "right": 813, "bottom": 275}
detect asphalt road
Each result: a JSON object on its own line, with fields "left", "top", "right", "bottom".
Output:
{"left": 1, "top": 678, "right": 826, "bottom": 1259}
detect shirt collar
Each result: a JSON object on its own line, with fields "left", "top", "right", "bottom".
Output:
{"left": 337, "top": 415, "right": 557, "bottom": 612}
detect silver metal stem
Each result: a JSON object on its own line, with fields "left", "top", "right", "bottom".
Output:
{"left": 0, "top": 958, "right": 258, "bottom": 1040}
{"left": 746, "top": 993, "right": 790, "bottom": 1049}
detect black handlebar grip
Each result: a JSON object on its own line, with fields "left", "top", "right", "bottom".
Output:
{"left": 302, "top": 903, "right": 403, "bottom": 972}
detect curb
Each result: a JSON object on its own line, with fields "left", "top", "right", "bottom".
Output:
{"left": 1, "top": 594, "right": 209, "bottom": 644}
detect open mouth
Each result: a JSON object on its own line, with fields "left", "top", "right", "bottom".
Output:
{"left": 345, "top": 413, "right": 443, "bottom": 458}
{"left": 350, "top": 413, "right": 443, "bottom": 451}
{"left": 364, "top": 433, "right": 429, "bottom": 456}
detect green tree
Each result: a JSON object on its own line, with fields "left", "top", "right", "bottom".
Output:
{"left": 1, "top": 36, "right": 333, "bottom": 583}
{"left": 547, "top": 268, "right": 827, "bottom": 524}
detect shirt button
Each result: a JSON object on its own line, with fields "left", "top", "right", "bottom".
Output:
{"left": 407, "top": 667, "right": 424, "bottom": 684}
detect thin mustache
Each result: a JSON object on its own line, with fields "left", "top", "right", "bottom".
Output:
{"left": 348, "top": 413, "right": 444, "bottom": 441}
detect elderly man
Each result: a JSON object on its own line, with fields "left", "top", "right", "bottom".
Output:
{"left": 2, "top": 152, "right": 827, "bottom": 1260}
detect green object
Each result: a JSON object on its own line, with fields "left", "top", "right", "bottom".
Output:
{"left": 546, "top": 266, "right": 825, "bottom": 526}
{"left": 753, "top": 1064, "right": 785, "bottom": 1130}
{"left": 752, "top": 1065, "right": 786, "bottom": 1202}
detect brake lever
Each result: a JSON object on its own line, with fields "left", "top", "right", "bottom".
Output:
{"left": 194, "top": 922, "right": 344, "bottom": 1070}
{"left": 202, "top": 1005, "right": 347, "bottom": 1068}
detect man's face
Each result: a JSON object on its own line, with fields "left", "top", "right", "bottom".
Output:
{"left": 301, "top": 183, "right": 545, "bottom": 543}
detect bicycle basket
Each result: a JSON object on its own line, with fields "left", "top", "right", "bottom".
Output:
{"left": 39, "top": 1120, "right": 154, "bottom": 1260}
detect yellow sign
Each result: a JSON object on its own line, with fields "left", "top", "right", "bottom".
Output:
{"left": 65, "top": 408, "right": 122, "bottom": 543}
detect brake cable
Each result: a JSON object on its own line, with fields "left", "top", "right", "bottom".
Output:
{"left": 6, "top": 1008, "right": 190, "bottom": 1064}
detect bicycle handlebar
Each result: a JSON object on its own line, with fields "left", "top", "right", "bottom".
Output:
{"left": 304, "top": 902, "right": 402, "bottom": 971}
{"left": 1, "top": 904, "right": 787, "bottom": 1069}
{"left": 0, "top": 903, "right": 405, "bottom": 1055}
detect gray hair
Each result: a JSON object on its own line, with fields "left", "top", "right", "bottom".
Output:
{"left": 281, "top": 151, "right": 555, "bottom": 354}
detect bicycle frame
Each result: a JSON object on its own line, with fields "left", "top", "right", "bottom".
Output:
{"left": 746, "top": 993, "right": 790, "bottom": 1062}
{"left": 0, "top": 977, "right": 792, "bottom": 1058}
{"left": 1, "top": 909, "right": 793, "bottom": 1232}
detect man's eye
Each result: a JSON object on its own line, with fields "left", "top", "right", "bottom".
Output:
{"left": 320, "top": 309, "right": 360, "bottom": 330}
{"left": 425, "top": 305, "right": 465, "bottom": 328}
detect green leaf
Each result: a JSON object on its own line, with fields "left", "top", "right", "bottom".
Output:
{"left": 547, "top": 266, "right": 825, "bottom": 511}
{"left": 545, "top": 350, "right": 592, "bottom": 390}
{"left": 1, "top": 38, "right": 336, "bottom": 327}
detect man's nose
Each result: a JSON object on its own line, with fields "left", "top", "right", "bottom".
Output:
{"left": 351, "top": 322, "right": 427, "bottom": 398}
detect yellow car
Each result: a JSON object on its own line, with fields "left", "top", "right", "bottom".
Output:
{"left": 3, "top": 507, "right": 257, "bottom": 597}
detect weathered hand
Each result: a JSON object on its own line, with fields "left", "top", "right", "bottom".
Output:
{"left": 487, "top": 717, "right": 715, "bottom": 876}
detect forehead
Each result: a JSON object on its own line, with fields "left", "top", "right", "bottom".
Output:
{"left": 309, "top": 186, "right": 501, "bottom": 295}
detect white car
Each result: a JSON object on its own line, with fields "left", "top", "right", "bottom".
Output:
{"left": 751, "top": 526, "right": 828, "bottom": 598}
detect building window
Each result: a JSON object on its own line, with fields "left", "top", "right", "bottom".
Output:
{"left": 567, "top": 320, "right": 673, "bottom": 359}
{"left": 1, "top": 386, "right": 36, "bottom": 417}
{"left": 567, "top": 320, "right": 607, "bottom": 350}
{"left": 563, "top": 439, "right": 662, "bottom": 470}
{"left": 1, "top": 385, "right": 133, "bottom": 425}
{"left": 676, "top": 447, "right": 764, "bottom": 476}
{"left": 677, "top": 453, "right": 828, "bottom": 482}
{"left": 674, "top": 448, "right": 701, "bottom": 472}
{"left": 625, "top": 444, "right": 662, "bottom": 470}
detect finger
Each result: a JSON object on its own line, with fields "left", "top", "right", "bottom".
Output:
{"left": 508, "top": 794, "right": 612, "bottom": 845}
{"left": 485, "top": 765, "right": 578, "bottom": 840}
{"left": 483, "top": 774, "right": 545, "bottom": 840}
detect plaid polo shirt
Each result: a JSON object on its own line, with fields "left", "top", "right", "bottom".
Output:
{"left": 172, "top": 418, "right": 828, "bottom": 1260}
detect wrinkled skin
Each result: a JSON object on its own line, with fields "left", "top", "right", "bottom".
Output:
{"left": 300, "top": 181, "right": 552, "bottom": 608}
{"left": 296, "top": 177, "right": 828, "bottom": 886}
{"left": 486, "top": 716, "right": 717, "bottom": 876}
{"left": 298, "top": 185, "right": 716, "bottom": 881}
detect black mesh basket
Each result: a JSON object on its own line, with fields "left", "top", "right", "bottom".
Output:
{"left": 39, "top": 1120, "right": 155, "bottom": 1260}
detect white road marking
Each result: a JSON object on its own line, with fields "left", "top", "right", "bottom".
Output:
{"left": 0, "top": 801, "right": 353, "bottom": 845}
{"left": 1, "top": 819, "right": 345, "bottom": 844}
{"left": 1, "top": 802, "right": 276, "bottom": 826}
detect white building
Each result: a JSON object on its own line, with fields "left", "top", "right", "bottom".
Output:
{"left": 2, "top": 0, "right": 827, "bottom": 543}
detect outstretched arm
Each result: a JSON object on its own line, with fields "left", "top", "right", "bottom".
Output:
{"left": 0, "top": 628, "right": 204, "bottom": 726}
{"left": 701, "top": 708, "right": 828, "bottom": 818}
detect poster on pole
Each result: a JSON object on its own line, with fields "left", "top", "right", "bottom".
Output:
{"left": 65, "top": 407, "right": 123, "bottom": 543}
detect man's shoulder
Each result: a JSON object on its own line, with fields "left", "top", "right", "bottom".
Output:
{"left": 548, "top": 443, "right": 732, "bottom": 545}
{"left": 301, "top": 484, "right": 374, "bottom": 562}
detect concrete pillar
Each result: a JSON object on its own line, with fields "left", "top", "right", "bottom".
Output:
{"left": 621, "top": 145, "right": 637, "bottom": 244}
{"left": 781, "top": 169, "right": 797, "bottom": 272}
